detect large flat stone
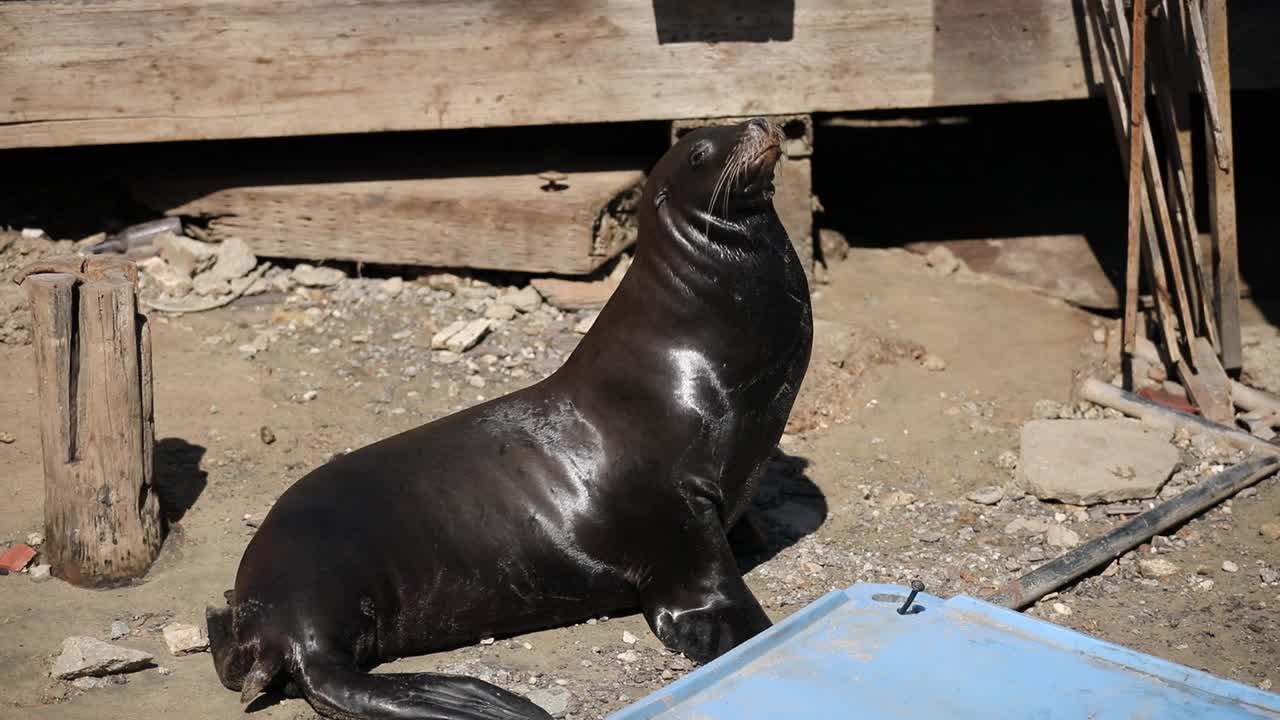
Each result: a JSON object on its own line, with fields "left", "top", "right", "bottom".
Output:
{"left": 1018, "top": 419, "right": 1179, "bottom": 505}
{"left": 50, "top": 637, "right": 153, "bottom": 680}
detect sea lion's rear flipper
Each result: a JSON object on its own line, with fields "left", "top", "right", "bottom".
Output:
{"left": 297, "top": 661, "right": 553, "bottom": 720}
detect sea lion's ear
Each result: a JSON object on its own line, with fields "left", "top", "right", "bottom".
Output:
{"left": 654, "top": 188, "right": 669, "bottom": 208}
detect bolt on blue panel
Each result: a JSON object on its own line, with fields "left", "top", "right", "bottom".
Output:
{"left": 612, "top": 583, "right": 1280, "bottom": 719}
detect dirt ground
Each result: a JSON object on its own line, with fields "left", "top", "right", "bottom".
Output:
{"left": 1, "top": 235, "right": 1277, "bottom": 719}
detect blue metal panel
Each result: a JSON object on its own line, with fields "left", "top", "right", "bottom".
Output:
{"left": 611, "top": 583, "right": 1280, "bottom": 719}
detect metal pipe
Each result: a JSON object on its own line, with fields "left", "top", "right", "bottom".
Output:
{"left": 986, "top": 455, "right": 1280, "bottom": 609}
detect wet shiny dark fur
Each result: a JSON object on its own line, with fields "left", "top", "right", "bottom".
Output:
{"left": 208, "top": 117, "right": 813, "bottom": 720}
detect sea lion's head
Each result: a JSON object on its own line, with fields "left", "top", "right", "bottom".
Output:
{"left": 647, "top": 117, "right": 785, "bottom": 226}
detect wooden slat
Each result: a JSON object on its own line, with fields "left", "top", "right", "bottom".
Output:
{"left": 3, "top": 0, "right": 1277, "bottom": 149}
{"left": 131, "top": 170, "right": 645, "bottom": 274}
{"left": 1201, "top": 0, "right": 1241, "bottom": 373}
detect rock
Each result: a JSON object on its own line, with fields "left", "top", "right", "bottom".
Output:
{"left": 292, "top": 263, "right": 347, "bottom": 288}
{"left": 259, "top": 426, "right": 276, "bottom": 445}
{"left": 161, "top": 623, "right": 209, "bottom": 656}
{"left": 574, "top": 313, "right": 598, "bottom": 335}
{"left": 21, "top": 227, "right": 46, "bottom": 240}
{"left": 28, "top": 563, "right": 51, "bottom": 582}
{"left": 380, "top": 277, "right": 405, "bottom": 298}
{"left": 154, "top": 232, "right": 216, "bottom": 276}
{"left": 525, "top": 687, "right": 572, "bottom": 718}
{"left": 1138, "top": 558, "right": 1179, "bottom": 578}
{"left": 445, "top": 319, "right": 492, "bottom": 353}
{"left": 147, "top": 260, "right": 194, "bottom": 296}
{"left": 425, "top": 273, "right": 464, "bottom": 295}
{"left": 71, "top": 677, "right": 110, "bottom": 690}
{"left": 531, "top": 277, "right": 619, "bottom": 310}
{"left": 924, "top": 245, "right": 961, "bottom": 275}
{"left": 109, "top": 621, "right": 130, "bottom": 640}
{"left": 1051, "top": 602, "right": 1072, "bottom": 616}
{"left": 302, "top": 390, "right": 318, "bottom": 402}
{"left": 1221, "top": 560, "right": 1239, "bottom": 573}
{"left": 616, "top": 650, "right": 640, "bottom": 664}
{"left": 1260, "top": 522, "right": 1280, "bottom": 541}
{"left": 880, "top": 490, "right": 916, "bottom": 508}
{"left": 1091, "top": 327, "right": 1106, "bottom": 344}
{"left": 920, "top": 354, "right": 947, "bottom": 371}
{"left": 1018, "top": 420, "right": 1179, "bottom": 505}
{"left": 157, "top": 666, "right": 172, "bottom": 676}
{"left": 818, "top": 228, "right": 850, "bottom": 263}
{"left": 1031, "top": 399, "right": 1063, "bottom": 420}
{"left": 192, "top": 273, "right": 231, "bottom": 297}
{"left": 1004, "top": 518, "right": 1051, "bottom": 535}
{"left": 25, "top": 531, "right": 43, "bottom": 547}
{"left": 431, "top": 320, "right": 469, "bottom": 350}
{"left": 205, "top": 237, "right": 257, "bottom": 282}
{"left": 1045, "top": 525, "right": 1080, "bottom": 549}
{"left": 994, "top": 451, "right": 1019, "bottom": 472}
{"left": 1261, "top": 568, "right": 1280, "bottom": 584}
{"left": 622, "top": 631, "right": 637, "bottom": 645}
{"left": 966, "top": 486, "right": 1004, "bottom": 505}
{"left": 485, "top": 303, "right": 517, "bottom": 321}
{"left": 51, "top": 637, "right": 153, "bottom": 680}
{"left": 915, "top": 529, "right": 944, "bottom": 543}
{"left": 507, "top": 286, "right": 543, "bottom": 313}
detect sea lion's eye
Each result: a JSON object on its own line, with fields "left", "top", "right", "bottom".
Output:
{"left": 688, "top": 142, "right": 712, "bottom": 167}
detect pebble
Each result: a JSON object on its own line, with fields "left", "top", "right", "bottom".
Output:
{"left": 238, "top": 344, "right": 258, "bottom": 359}
{"left": 0, "top": 431, "right": 14, "bottom": 444}
{"left": 915, "top": 529, "right": 944, "bottom": 543}
{"left": 26, "top": 531, "right": 43, "bottom": 547}
{"left": 525, "top": 687, "right": 572, "bottom": 718}
{"left": 109, "top": 621, "right": 130, "bottom": 640}
{"left": 616, "top": 651, "right": 640, "bottom": 664}
{"left": 1221, "top": 560, "right": 1239, "bottom": 573}
{"left": 162, "top": 623, "right": 209, "bottom": 656}
{"left": 574, "top": 313, "right": 598, "bottom": 335}
{"left": 1138, "top": 558, "right": 1179, "bottom": 578}
{"left": 21, "top": 227, "right": 46, "bottom": 239}
{"left": 28, "top": 563, "right": 51, "bottom": 582}
{"left": 445, "top": 319, "right": 493, "bottom": 353}
{"left": 1260, "top": 523, "right": 1280, "bottom": 541}
{"left": 920, "top": 353, "right": 947, "bottom": 372}
{"left": 301, "top": 390, "right": 318, "bottom": 402}
{"left": 622, "top": 631, "right": 637, "bottom": 645}
{"left": 479, "top": 637, "right": 495, "bottom": 645}
{"left": 1045, "top": 525, "right": 1080, "bottom": 549}
{"left": 1261, "top": 568, "right": 1279, "bottom": 584}
{"left": 391, "top": 329, "right": 413, "bottom": 341}
{"left": 966, "top": 486, "right": 1004, "bottom": 505}
{"left": 1004, "top": 517, "right": 1051, "bottom": 535}
{"left": 291, "top": 263, "right": 347, "bottom": 288}
{"left": 259, "top": 426, "right": 276, "bottom": 445}
{"left": 508, "top": 286, "right": 543, "bottom": 313}
{"left": 157, "top": 666, "right": 172, "bottom": 676}
{"left": 1091, "top": 327, "right": 1106, "bottom": 344}
{"left": 485, "top": 303, "right": 518, "bottom": 321}
{"left": 1051, "top": 602, "right": 1072, "bottom": 616}
{"left": 381, "top": 277, "right": 405, "bottom": 298}
{"left": 924, "top": 245, "right": 961, "bottom": 275}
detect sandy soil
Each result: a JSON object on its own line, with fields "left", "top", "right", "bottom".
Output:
{"left": 1, "top": 239, "right": 1276, "bottom": 719}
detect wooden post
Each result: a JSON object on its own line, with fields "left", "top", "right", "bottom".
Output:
{"left": 1200, "top": 0, "right": 1242, "bottom": 373}
{"left": 19, "top": 256, "right": 162, "bottom": 587}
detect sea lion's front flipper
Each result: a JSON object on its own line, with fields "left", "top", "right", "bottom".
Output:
{"left": 639, "top": 499, "right": 773, "bottom": 664}
{"left": 296, "top": 658, "right": 552, "bottom": 720}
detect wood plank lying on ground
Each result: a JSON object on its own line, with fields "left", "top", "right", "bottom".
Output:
{"left": 130, "top": 170, "right": 645, "bottom": 275}
{"left": 3, "top": 0, "right": 1277, "bottom": 149}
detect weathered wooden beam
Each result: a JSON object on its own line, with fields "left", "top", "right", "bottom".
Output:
{"left": 1200, "top": 0, "right": 1242, "bottom": 373}
{"left": 20, "top": 257, "right": 163, "bottom": 587}
{"left": 2, "top": 0, "right": 1277, "bottom": 149}
{"left": 131, "top": 171, "right": 645, "bottom": 275}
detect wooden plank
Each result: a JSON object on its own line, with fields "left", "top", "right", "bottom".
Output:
{"left": 1201, "top": 0, "right": 1241, "bottom": 373}
{"left": 1121, "top": 0, "right": 1148, "bottom": 356}
{"left": 131, "top": 170, "right": 645, "bottom": 274}
{"left": 3, "top": 0, "right": 1277, "bottom": 149}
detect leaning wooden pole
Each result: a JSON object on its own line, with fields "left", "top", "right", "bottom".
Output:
{"left": 17, "top": 255, "right": 163, "bottom": 587}
{"left": 1121, "top": 0, "right": 1148, "bottom": 355}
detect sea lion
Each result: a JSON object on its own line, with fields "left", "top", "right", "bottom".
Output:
{"left": 207, "top": 117, "right": 813, "bottom": 720}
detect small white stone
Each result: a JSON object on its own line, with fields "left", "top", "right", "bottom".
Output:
{"left": 479, "top": 637, "right": 495, "bottom": 645}
{"left": 21, "top": 228, "right": 46, "bottom": 239}
{"left": 161, "top": 623, "right": 209, "bottom": 656}
{"left": 302, "top": 390, "right": 318, "bottom": 402}
{"left": 921, "top": 354, "right": 947, "bottom": 372}
{"left": 574, "top": 313, "right": 598, "bottom": 335}
{"left": 1092, "top": 327, "right": 1106, "bottom": 344}
{"left": 1138, "top": 558, "right": 1179, "bottom": 578}
{"left": 1222, "top": 560, "right": 1239, "bottom": 573}
{"left": 28, "top": 564, "right": 51, "bottom": 582}
{"left": 1046, "top": 525, "right": 1080, "bottom": 549}
{"left": 1051, "top": 602, "right": 1072, "bottom": 616}
{"left": 380, "top": 277, "right": 405, "bottom": 298}
{"left": 616, "top": 650, "right": 640, "bottom": 663}
{"left": 622, "top": 631, "right": 637, "bottom": 645}
{"left": 25, "top": 532, "right": 44, "bottom": 547}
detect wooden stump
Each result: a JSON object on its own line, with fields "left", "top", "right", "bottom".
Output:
{"left": 18, "top": 255, "right": 162, "bottom": 587}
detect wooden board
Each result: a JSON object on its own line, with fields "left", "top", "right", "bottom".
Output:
{"left": 131, "top": 170, "right": 645, "bottom": 274}
{"left": 4, "top": 0, "right": 1277, "bottom": 149}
